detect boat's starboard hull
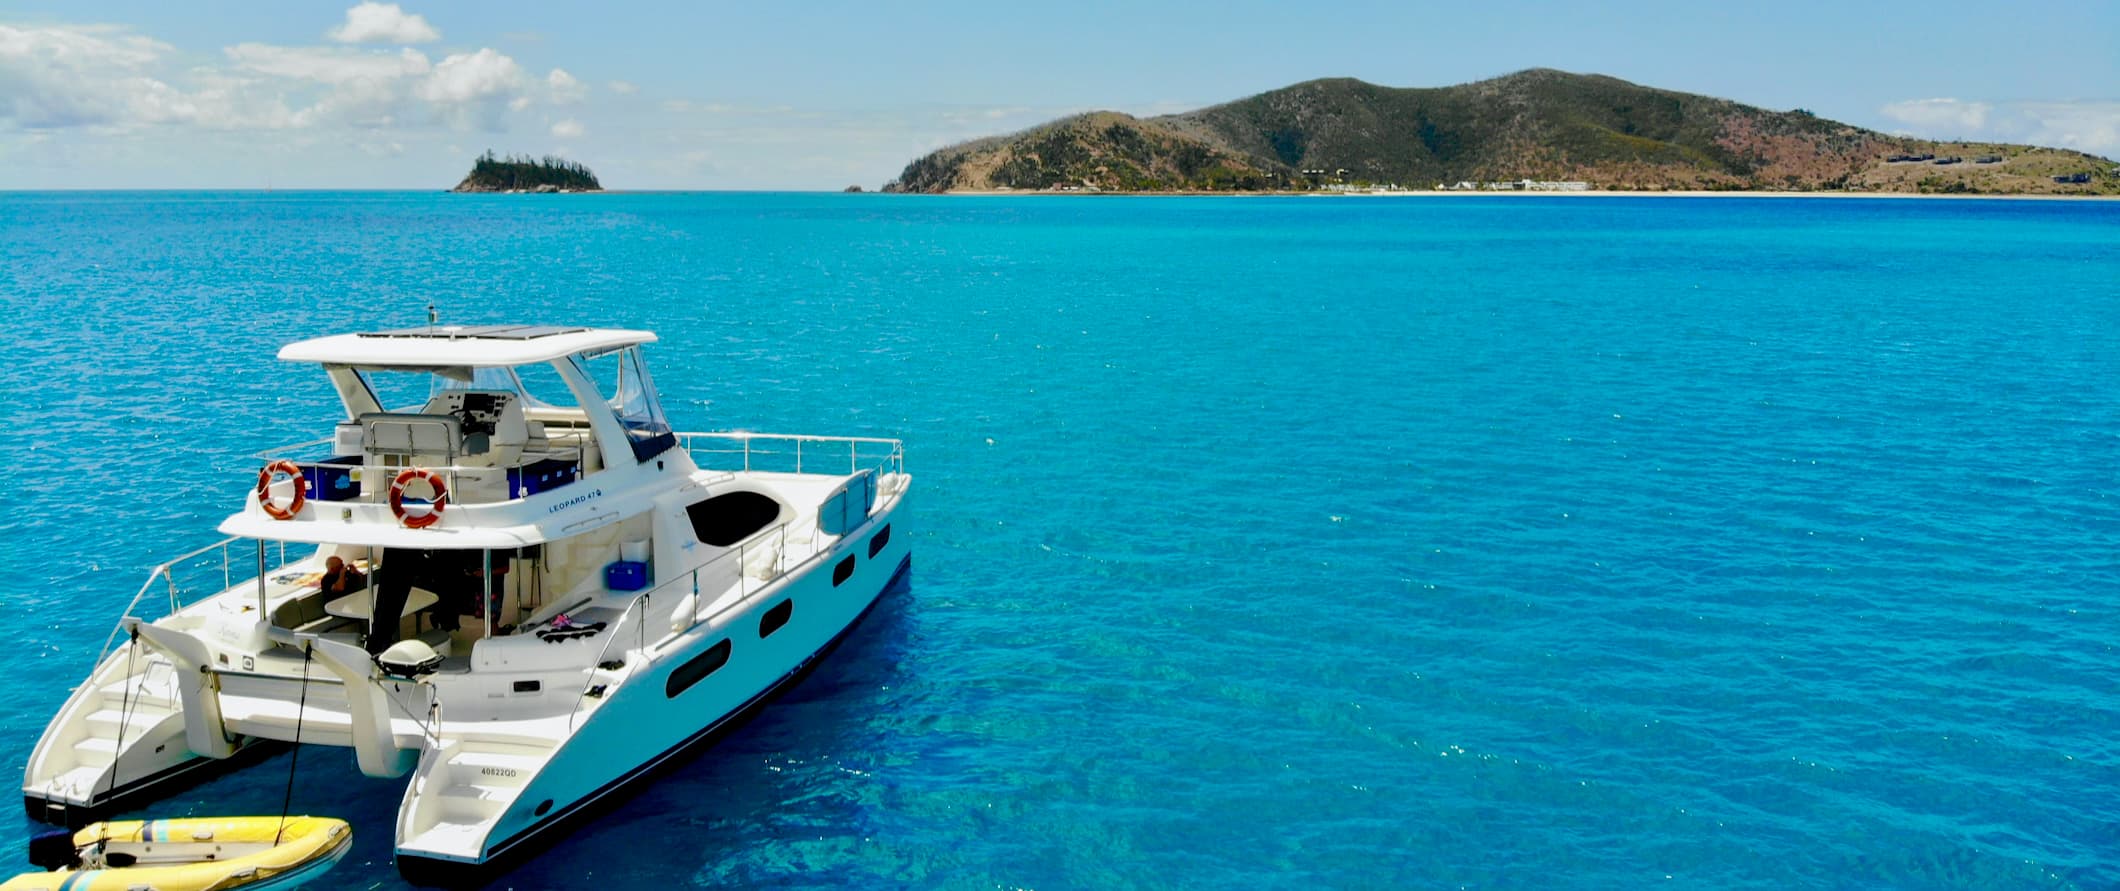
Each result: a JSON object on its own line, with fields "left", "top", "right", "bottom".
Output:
{"left": 396, "top": 553, "right": 909, "bottom": 888}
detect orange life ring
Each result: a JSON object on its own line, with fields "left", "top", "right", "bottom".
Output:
{"left": 256, "top": 459, "right": 306, "bottom": 520}
{"left": 389, "top": 467, "right": 449, "bottom": 529}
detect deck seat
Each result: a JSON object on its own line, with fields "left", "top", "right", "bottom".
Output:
{"left": 359, "top": 412, "right": 462, "bottom": 463}
{"left": 271, "top": 592, "right": 327, "bottom": 630}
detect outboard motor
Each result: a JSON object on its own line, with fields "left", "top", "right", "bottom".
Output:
{"left": 27, "top": 829, "right": 79, "bottom": 871}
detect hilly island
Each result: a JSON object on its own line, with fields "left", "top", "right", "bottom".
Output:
{"left": 885, "top": 69, "right": 2116, "bottom": 195}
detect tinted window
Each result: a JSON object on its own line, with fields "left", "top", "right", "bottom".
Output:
{"left": 759, "top": 600, "right": 792, "bottom": 638}
{"left": 818, "top": 471, "right": 877, "bottom": 536}
{"left": 686, "top": 491, "right": 781, "bottom": 546}
{"left": 572, "top": 347, "right": 675, "bottom": 462}
{"left": 832, "top": 555, "right": 856, "bottom": 586}
{"left": 867, "top": 524, "right": 891, "bottom": 558}
{"left": 665, "top": 639, "right": 732, "bottom": 698}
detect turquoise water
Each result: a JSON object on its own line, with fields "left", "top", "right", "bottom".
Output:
{"left": 1, "top": 192, "right": 2116, "bottom": 889}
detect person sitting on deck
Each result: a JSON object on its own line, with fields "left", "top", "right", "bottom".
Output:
{"left": 320, "top": 556, "right": 367, "bottom": 596}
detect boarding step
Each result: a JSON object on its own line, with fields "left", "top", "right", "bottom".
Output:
{"left": 43, "top": 766, "right": 108, "bottom": 800}
{"left": 98, "top": 677, "right": 179, "bottom": 710}
{"left": 71, "top": 737, "right": 119, "bottom": 769}
{"left": 401, "top": 818, "right": 491, "bottom": 855}
{"left": 218, "top": 694, "right": 355, "bottom": 737}
{"left": 84, "top": 703, "right": 177, "bottom": 738}
{"left": 435, "top": 783, "right": 514, "bottom": 822}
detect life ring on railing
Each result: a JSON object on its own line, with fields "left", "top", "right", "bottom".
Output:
{"left": 256, "top": 459, "right": 306, "bottom": 520}
{"left": 389, "top": 467, "right": 449, "bottom": 529}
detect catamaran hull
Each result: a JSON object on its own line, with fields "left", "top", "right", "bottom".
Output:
{"left": 22, "top": 742, "right": 280, "bottom": 829}
{"left": 397, "top": 551, "right": 910, "bottom": 887}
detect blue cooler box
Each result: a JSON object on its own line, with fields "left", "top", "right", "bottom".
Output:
{"left": 303, "top": 457, "right": 362, "bottom": 502}
{"left": 605, "top": 561, "right": 648, "bottom": 591}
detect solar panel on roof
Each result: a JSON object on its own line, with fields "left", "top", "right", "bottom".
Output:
{"left": 359, "top": 325, "right": 590, "bottom": 340}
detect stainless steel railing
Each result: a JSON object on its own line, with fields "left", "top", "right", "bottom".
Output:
{"left": 565, "top": 507, "right": 840, "bottom": 725}
{"left": 97, "top": 537, "right": 302, "bottom": 666}
{"left": 245, "top": 431, "right": 899, "bottom": 516}
{"left": 679, "top": 431, "right": 904, "bottom": 478}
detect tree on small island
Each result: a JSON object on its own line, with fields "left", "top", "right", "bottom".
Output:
{"left": 452, "top": 150, "right": 602, "bottom": 193}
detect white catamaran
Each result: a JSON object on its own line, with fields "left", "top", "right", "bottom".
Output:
{"left": 21, "top": 324, "right": 912, "bottom": 884}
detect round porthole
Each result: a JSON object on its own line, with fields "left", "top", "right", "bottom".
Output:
{"left": 535, "top": 799, "right": 553, "bottom": 816}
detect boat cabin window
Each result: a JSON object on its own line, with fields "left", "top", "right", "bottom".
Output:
{"left": 574, "top": 346, "right": 674, "bottom": 462}
{"left": 344, "top": 364, "right": 597, "bottom": 484}
{"left": 358, "top": 368, "right": 436, "bottom": 413}
{"left": 666, "top": 639, "right": 733, "bottom": 698}
{"left": 685, "top": 491, "right": 782, "bottom": 546}
{"left": 832, "top": 555, "right": 855, "bottom": 586}
{"left": 507, "top": 362, "right": 576, "bottom": 411}
{"left": 356, "top": 366, "right": 570, "bottom": 414}
{"left": 759, "top": 600, "right": 792, "bottom": 637}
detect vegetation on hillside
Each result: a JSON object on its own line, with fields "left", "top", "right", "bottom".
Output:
{"left": 884, "top": 70, "right": 2118, "bottom": 195}
{"left": 451, "top": 151, "right": 602, "bottom": 192}
{"left": 895, "top": 113, "right": 1277, "bottom": 193}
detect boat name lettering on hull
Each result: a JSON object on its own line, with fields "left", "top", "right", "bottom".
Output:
{"left": 547, "top": 489, "right": 604, "bottom": 514}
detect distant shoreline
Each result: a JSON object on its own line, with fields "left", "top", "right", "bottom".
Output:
{"left": 936, "top": 189, "right": 2120, "bottom": 201}
{"left": 4, "top": 189, "right": 2113, "bottom": 201}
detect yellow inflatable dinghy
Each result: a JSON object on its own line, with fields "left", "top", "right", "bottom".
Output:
{"left": 2, "top": 816, "right": 350, "bottom": 891}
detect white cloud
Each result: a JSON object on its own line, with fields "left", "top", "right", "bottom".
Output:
{"left": 2012, "top": 101, "right": 2120, "bottom": 157}
{"left": 551, "top": 118, "right": 583, "bottom": 138}
{"left": 220, "top": 44, "right": 442, "bottom": 129}
{"left": 607, "top": 79, "right": 638, "bottom": 95}
{"left": 418, "top": 48, "right": 524, "bottom": 104}
{"left": 1880, "top": 96, "right": 2120, "bottom": 157}
{"left": 224, "top": 43, "right": 429, "bottom": 84}
{"left": 1, "top": 18, "right": 539, "bottom": 136}
{"left": 0, "top": 24, "right": 177, "bottom": 128}
{"left": 1880, "top": 97, "right": 1992, "bottom": 133}
{"left": 417, "top": 48, "right": 527, "bottom": 129}
{"left": 547, "top": 68, "right": 586, "bottom": 104}
{"left": 327, "top": 2, "right": 440, "bottom": 45}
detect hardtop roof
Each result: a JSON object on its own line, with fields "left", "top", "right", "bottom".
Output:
{"left": 278, "top": 325, "right": 657, "bottom": 367}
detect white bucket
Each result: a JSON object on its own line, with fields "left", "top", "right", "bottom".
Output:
{"left": 620, "top": 539, "right": 650, "bottom": 563}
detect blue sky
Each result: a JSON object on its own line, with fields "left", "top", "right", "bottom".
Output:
{"left": 2, "top": 0, "right": 2115, "bottom": 189}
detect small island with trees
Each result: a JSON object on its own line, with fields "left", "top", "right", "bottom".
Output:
{"left": 451, "top": 151, "right": 602, "bottom": 193}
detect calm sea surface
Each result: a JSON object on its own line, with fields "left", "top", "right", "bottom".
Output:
{"left": 0, "top": 192, "right": 2115, "bottom": 890}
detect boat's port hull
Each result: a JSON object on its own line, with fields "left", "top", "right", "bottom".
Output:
{"left": 22, "top": 739, "right": 282, "bottom": 829}
{"left": 396, "top": 553, "right": 909, "bottom": 888}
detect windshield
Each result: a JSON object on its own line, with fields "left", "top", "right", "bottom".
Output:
{"left": 573, "top": 346, "right": 674, "bottom": 462}
{"left": 356, "top": 365, "right": 576, "bottom": 413}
